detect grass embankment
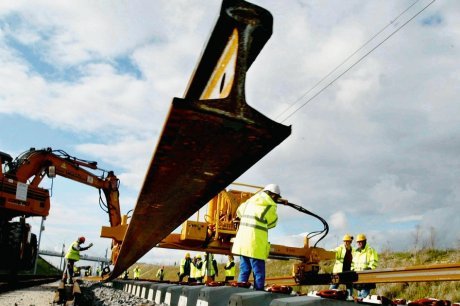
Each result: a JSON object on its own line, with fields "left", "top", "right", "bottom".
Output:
{"left": 129, "top": 249, "right": 460, "bottom": 301}
{"left": 15, "top": 256, "right": 62, "bottom": 275}
{"left": 35, "top": 256, "right": 62, "bottom": 275}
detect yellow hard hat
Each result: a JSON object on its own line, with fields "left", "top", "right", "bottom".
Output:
{"left": 342, "top": 234, "right": 353, "bottom": 241}
{"left": 196, "top": 254, "right": 201, "bottom": 259}
{"left": 356, "top": 234, "right": 367, "bottom": 242}
{"left": 185, "top": 252, "right": 190, "bottom": 258}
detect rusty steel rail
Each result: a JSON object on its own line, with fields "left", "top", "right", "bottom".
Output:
{"left": 354, "top": 262, "right": 460, "bottom": 284}
{"left": 0, "top": 274, "right": 61, "bottom": 293}
{"left": 110, "top": 0, "right": 291, "bottom": 279}
{"left": 265, "top": 263, "right": 460, "bottom": 287}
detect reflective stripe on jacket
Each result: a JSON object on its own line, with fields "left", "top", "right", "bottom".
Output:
{"left": 65, "top": 241, "right": 80, "bottom": 261}
{"left": 332, "top": 244, "right": 354, "bottom": 273}
{"left": 224, "top": 260, "right": 236, "bottom": 277}
{"left": 231, "top": 191, "right": 278, "bottom": 260}
{"left": 352, "top": 244, "right": 378, "bottom": 271}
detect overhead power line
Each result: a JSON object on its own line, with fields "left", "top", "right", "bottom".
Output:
{"left": 276, "top": 0, "right": 436, "bottom": 123}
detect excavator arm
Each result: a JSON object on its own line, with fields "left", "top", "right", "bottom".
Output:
{"left": 7, "top": 148, "right": 121, "bottom": 227}
{"left": 1, "top": 147, "right": 127, "bottom": 264}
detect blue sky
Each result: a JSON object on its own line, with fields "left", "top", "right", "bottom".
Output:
{"left": 1, "top": 0, "right": 459, "bottom": 268}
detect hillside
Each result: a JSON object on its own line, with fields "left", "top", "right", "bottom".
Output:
{"left": 128, "top": 249, "right": 460, "bottom": 301}
{"left": 20, "top": 256, "right": 61, "bottom": 275}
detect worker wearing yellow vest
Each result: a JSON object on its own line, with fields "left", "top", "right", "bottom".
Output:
{"left": 179, "top": 252, "right": 192, "bottom": 282}
{"left": 224, "top": 254, "right": 236, "bottom": 282}
{"left": 231, "top": 184, "right": 281, "bottom": 290}
{"left": 203, "top": 252, "right": 218, "bottom": 282}
{"left": 133, "top": 265, "right": 141, "bottom": 279}
{"left": 190, "top": 254, "right": 203, "bottom": 283}
{"left": 330, "top": 234, "right": 354, "bottom": 298}
{"left": 156, "top": 266, "right": 165, "bottom": 281}
{"left": 96, "top": 266, "right": 102, "bottom": 276}
{"left": 62, "top": 236, "right": 93, "bottom": 284}
{"left": 352, "top": 233, "right": 378, "bottom": 298}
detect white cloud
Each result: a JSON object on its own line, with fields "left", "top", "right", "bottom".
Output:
{"left": 329, "top": 211, "right": 348, "bottom": 230}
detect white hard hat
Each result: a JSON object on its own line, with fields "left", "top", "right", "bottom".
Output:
{"left": 263, "top": 184, "right": 281, "bottom": 196}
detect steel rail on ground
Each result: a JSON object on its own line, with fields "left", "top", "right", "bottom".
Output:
{"left": 264, "top": 263, "right": 460, "bottom": 286}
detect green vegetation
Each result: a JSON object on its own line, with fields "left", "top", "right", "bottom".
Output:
{"left": 35, "top": 256, "right": 62, "bottom": 275}
{"left": 130, "top": 249, "right": 459, "bottom": 301}
{"left": 18, "top": 256, "right": 62, "bottom": 275}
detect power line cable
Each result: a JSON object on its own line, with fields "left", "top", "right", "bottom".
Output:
{"left": 277, "top": 0, "right": 435, "bottom": 123}
{"left": 275, "top": 0, "right": 422, "bottom": 121}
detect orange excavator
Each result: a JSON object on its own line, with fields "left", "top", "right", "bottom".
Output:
{"left": 0, "top": 147, "right": 127, "bottom": 271}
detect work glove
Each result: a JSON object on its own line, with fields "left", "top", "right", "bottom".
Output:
{"left": 88, "top": 243, "right": 94, "bottom": 248}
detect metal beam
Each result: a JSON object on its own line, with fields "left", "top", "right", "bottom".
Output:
{"left": 39, "top": 250, "right": 109, "bottom": 264}
{"left": 110, "top": 0, "right": 290, "bottom": 279}
{"left": 354, "top": 263, "right": 460, "bottom": 284}
{"left": 265, "top": 263, "right": 460, "bottom": 286}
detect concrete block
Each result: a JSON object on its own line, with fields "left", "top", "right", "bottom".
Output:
{"left": 111, "top": 280, "right": 127, "bottom": 290}
{"left": 147, "top": 283, "right": 161, "bottom": 301}
{"left": 134, "top": 281, "right": 152, "bottom": 298}
{"left": 269, "top": 295, "right": 351, "bottom": 306}
{"left": 164, "top": 285, "right": 185, "bottom": 306}
{"left": 229, "top": 291, "right": 293, "bottom": 306}
{"left": 196, "top": 286, "right": 251, "bottom": 306}
{"left": 155, "top": 283, "right": 177, "bottom": 304}
{"left": 178, "top": 285, "right": 205, "bottom": 306}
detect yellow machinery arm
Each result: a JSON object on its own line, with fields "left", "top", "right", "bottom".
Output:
{"left": 156, "top": 185, "right": 335, "bottom": 281}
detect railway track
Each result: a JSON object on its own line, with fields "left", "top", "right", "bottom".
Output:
{"left": 0, "top": 274, "right": 61, "bottom": 293}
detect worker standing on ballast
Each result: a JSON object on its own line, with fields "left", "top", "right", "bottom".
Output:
{"left": 202, "top": 252, "right": 218, "bottom": 283}
{"left": 231, "top": 184, "right": 281, "bottom": 290}
{"left": 352, "top": 234, "right": 378, "bottom": 298}
{"left": 224, "top": 254, "right": 236, "bottom": 282}
{"left": 178, "top": 252, "right": 192, "bottom": 282}
{"left": 133, "top": 265, "right": 141, "bottom": 280}
{"left": 62, "top": 236, "right": 93, "bottom": 284}
{"left": 156, "top": 266, "right": 165, "bottom": 281}
{"left": 330, "top": 234, "right": 354, "bottom": 298}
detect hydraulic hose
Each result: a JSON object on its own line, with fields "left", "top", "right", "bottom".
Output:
{"left": 278, "top": 200, "right": 329, "bottom": 247}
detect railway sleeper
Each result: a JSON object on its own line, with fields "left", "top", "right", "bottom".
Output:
{"left": 54, "top": 280, "right": 82, "bottom": 305}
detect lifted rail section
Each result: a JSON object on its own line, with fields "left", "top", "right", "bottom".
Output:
{"left": 110, "top": 0, "right": 291, "bottom": 279}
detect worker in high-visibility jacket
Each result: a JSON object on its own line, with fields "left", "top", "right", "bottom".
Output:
{"left": 202, "top": 252, "right": 218, "bottom": 283}
{"left": 156, "top": 266, "right": 165, "bottom": 281}
{"left": 191, "top": 254, "right": 203, "bottom": 283}
{"left": 352, "top": 234, "right": 378, "bottom": 298}
{"left": 224, "top": 254, "right": 236, "bottom": 282}
{"left": 133, "top": 265, "right": 141, "bottom": 280}
{"left": 179, "top": 252, "right": 192, "bottom": 282}
{"left": 330, "top": 234, "right": 354, "bottom": 298}
{"left": 62, "top": 236, "right": 93, "bottom": 284}
{"left": 231, "top": 184, "right": 281, "bottom": 290}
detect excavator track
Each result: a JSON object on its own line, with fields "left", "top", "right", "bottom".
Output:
{"left": 110, "top": 0, "right": 291, "bottom": 278}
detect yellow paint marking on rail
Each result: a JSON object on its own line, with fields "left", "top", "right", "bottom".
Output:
{"left": 200, "top": 29, "right": 238, "bottom": 100}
